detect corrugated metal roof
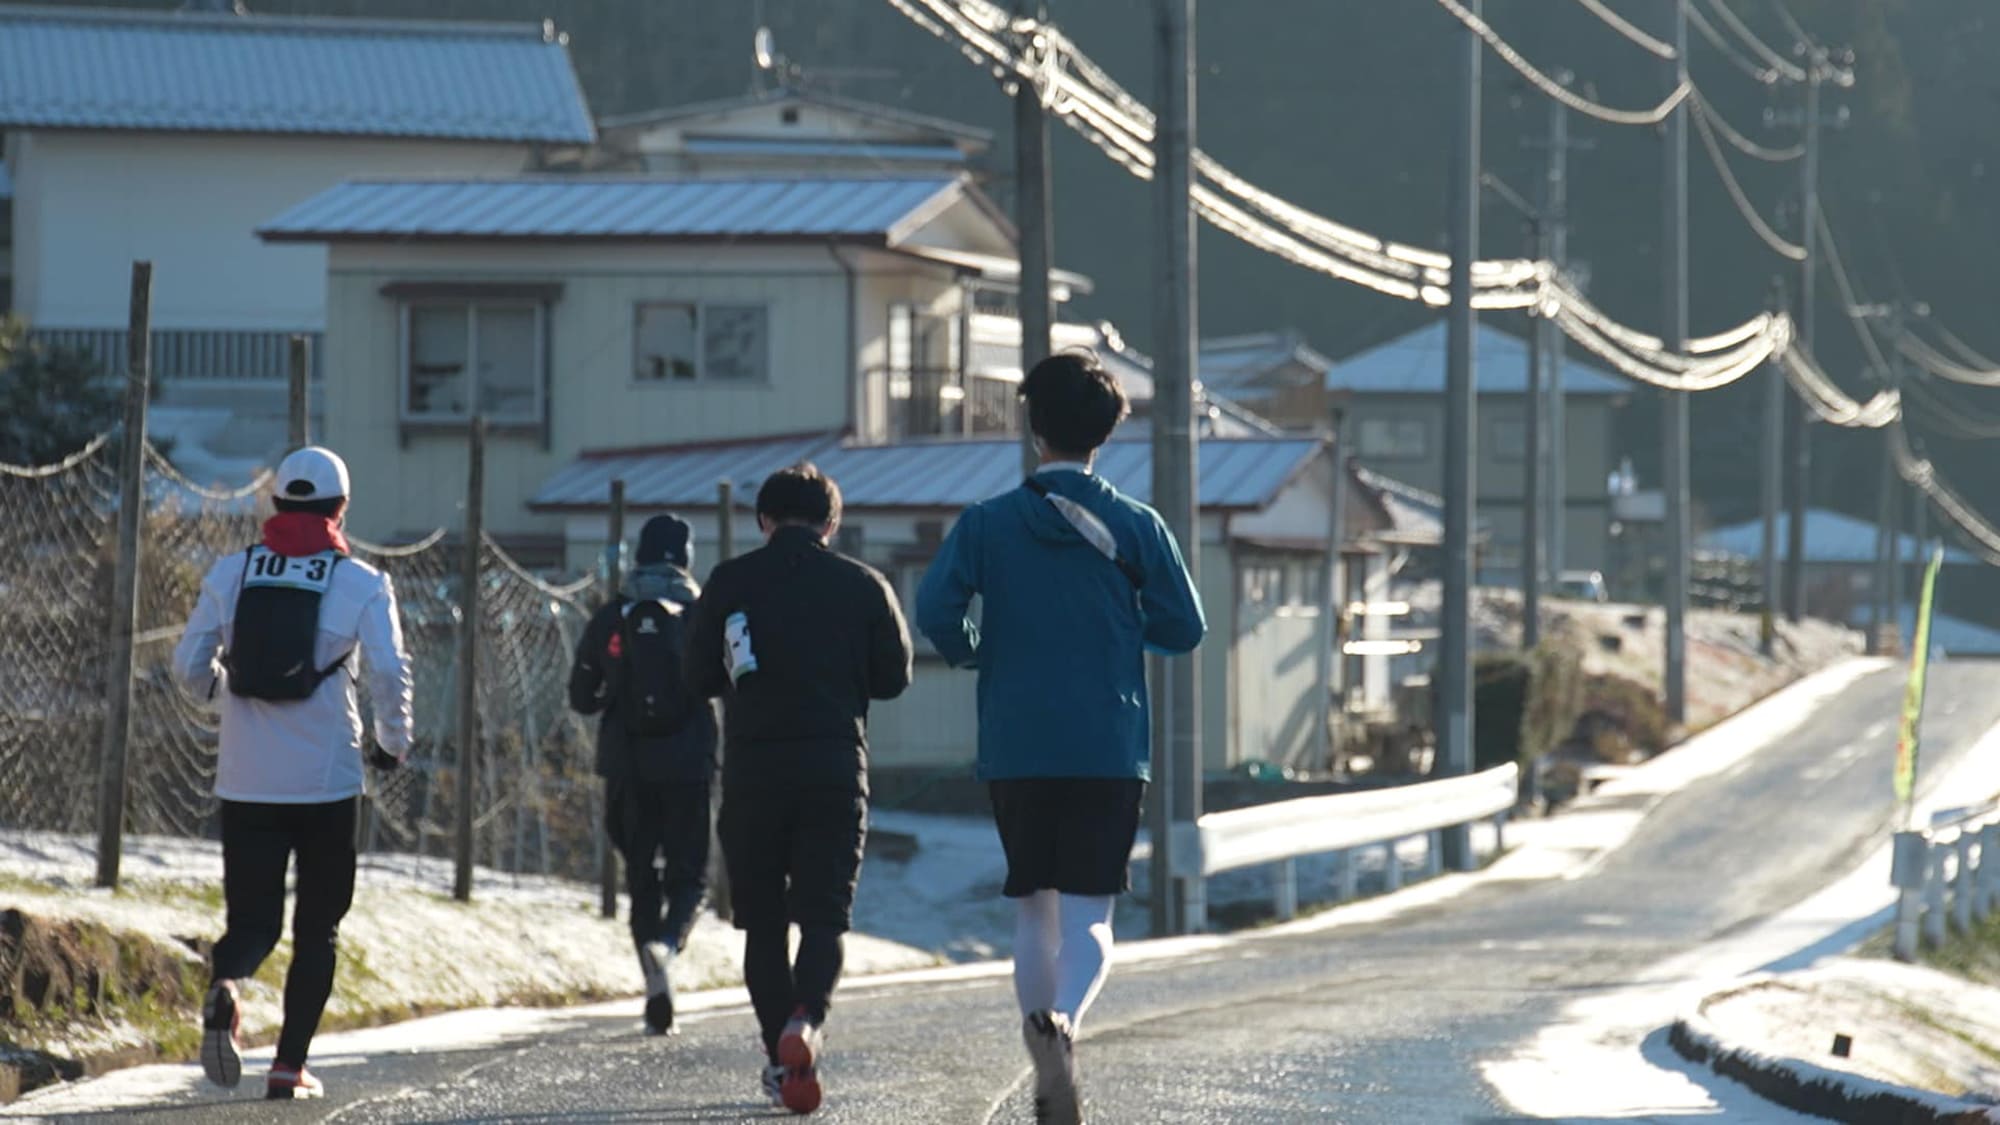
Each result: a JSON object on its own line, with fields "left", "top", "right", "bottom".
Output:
{"left": 259, "top": 176, "right": 963, "bottom": 241}
{"left": 531, "top": 433, "right": 1325, "bottom": 513}
{"left": 682, "top": 137, "right": 967, "bottom": 163}
{"left": 1330, "top": 321, "right": 1628, "bottom": 396}
{"left": 0, "top": 5, "right": 594, "bottom": 143}
{"left": 1200, "top": 331, "right": 1333, "bottom": 388}
{"left": 1704, "top": 509, "right": 1975, "bottom": 565}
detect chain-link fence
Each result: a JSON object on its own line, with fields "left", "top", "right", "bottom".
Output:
{"left": 0, "top": 436, "right": 609, "bottom": 884}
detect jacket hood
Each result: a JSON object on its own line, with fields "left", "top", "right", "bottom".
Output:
{"left": 1020, "top": 469, "right": 1112, "bottom": 546}
{"left": 628, "top": 563, "right": 699, "bottom": 604}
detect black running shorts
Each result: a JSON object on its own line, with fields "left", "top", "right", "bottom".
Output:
{"left": 718, "top": 783, "right": 867, "bottom": 933}
{"left": 989, "top": 778, "right": 1147, "bottom": 898}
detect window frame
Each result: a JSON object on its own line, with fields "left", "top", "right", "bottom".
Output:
{"left": 631, "top": 300, "right": 773, "bottom": 386}
{"left": 1356, "top": 416, "right": 1431, "bottom": 460}
{"left": 396, "top": 298, "right": 548, "bottom": 427}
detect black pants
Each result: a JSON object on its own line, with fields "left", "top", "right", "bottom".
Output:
{"left": 719, "top": 784, "right": 865, "bottom": 1061}
{"left": 210, "top": 798, "right": 357, "bottom": 1068}
{"left": 605, "top": 778, "right": 711, "bottom": 953}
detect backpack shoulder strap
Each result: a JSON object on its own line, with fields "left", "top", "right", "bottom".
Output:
{"left": 1022, "top": 479, "right": 1143, "bottom": 589}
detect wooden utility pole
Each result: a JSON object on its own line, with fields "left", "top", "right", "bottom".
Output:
{"left": 287, "top": 334, "right": 310, "bottom": 451}
{"left": 599, "top": 478, "right": 626, "bottom": 919}
{"left": 1014, "top": 0, "right": 1055, "bottom": 474}
{"left": 452, "top": 415, "right": 485, "bottom": 903}
{"left": 95, "top": 261, "right": 153, "bottom": 890}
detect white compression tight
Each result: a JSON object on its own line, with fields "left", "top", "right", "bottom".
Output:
{"left": 1012, "top": 890, "right": 1116, "bottom": 1031}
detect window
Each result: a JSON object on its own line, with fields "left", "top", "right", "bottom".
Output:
{"left": 400, "top": 301, "right": 545, "bottom": 424}
{"left": 1488, "top": 417, "right": 1526, "bottom": 463}
{"left": 634, "top": 302, "right": 769, "bottom": 383}
{"left": 1357, "top": 417, "right": 1429, "bottom": 459}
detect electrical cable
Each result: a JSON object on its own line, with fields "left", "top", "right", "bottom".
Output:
{"left": 1431, "top": 0, "right": 1693, "bottom": 126}
{"left": 1687, "top": 3, "right": 1782, "bottom": 85}
{"left": 1691, "top": 97, "right": 1807, "bottom": 259}
{"left": 1690, "top": 88, "right": 1803, "bottom": 161}
{"left": 1815, "top": 210, "right": 1894, "bottom": 373}
{"left": 1702, "top": 0, "right": 1808, "bottom": 82}
{"left": 1565, "top": 0, "right": 1677, "bottom": 59}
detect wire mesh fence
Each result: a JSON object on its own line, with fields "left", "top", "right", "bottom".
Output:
{"left": 0, "top": 436, "right": 609, "bottom": 884}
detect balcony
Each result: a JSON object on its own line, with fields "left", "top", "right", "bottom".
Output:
{"left": 25, "top": 328, "right": 322, "bottom": 381}
{"left": 875, "top": 366, "right": 1021, "bottom": 442}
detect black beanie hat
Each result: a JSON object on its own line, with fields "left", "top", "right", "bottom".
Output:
{"left": 636, "top": 513, "right": 693, "bottom": 568}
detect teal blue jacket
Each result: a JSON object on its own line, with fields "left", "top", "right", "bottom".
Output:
{"left": 914, "top": 468, "right": 1206, "bottom": 781}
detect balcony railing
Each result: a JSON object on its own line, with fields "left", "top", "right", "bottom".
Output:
{"left": 876, "top": 367, "right": 1021, "bottom": 441}
{"left": 26, "top": 328, "right": 322, "bottom": 380}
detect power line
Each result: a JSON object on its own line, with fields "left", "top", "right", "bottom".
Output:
{"left": 1691, "top": 96, "right": 1806, "bottom": 259}
{"left": 1937, "top": 323, "right": 2000, "bottom": 371}
{"left": 1814, "top": 210, "right": 1894, "bottom": 373}
{"left": 1566, "top": 0, "right": 1676, "bottom": 59}
{"left": 1431, "top": 0, "right": 1692, "bottom": 126}
{"left": 1701, "top": 0, "right": 1808, "bottom": 83}
{"left": 1691, "top": 89, "right": 1803, "bottom": 161}
{"left": 1687, "top": 3, "right": 1782, "bottom": 85}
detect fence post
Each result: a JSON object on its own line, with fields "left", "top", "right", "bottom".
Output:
{"left": 452, "top": 415, "right": 485, "bottom": 903}
{"left": 1955, "top": 834, "right": 1977, "bottom": 935}
{"left": 1924, "top": 847, "right": 1949, "bottom": 949}
{"left": 1382, "top": 840, "right": 1403, "bottom": 892}
{"left": 1976, "top": 820, "right": 1992, "bottom": 916}
{"left": 1272, "top": 859, "right": 1298, "bottom": 921}
{"left": 94, "top": 261, "right": 153, "bottom": 890}
{"left": 709, "top": 479, "right": 736, "bottom": 923}
{"left": 287, "top": 334, "right": 310, "bottom": 451}
{"left": 1337, "top": 849, "right": 1358, "bottom": 901}
{"left": 595, "top": 479, "right": 627, "bottom": 920}
{"left": 1892, "top": 831, "right": 1926, "bottom": 962}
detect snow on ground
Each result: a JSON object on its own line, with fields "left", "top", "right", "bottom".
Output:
{"left": 0, "top": 830, "right": 938, "bottom": 1066}
{"left": 1697, "top": 958, "right": 2000, "bottom": 1101}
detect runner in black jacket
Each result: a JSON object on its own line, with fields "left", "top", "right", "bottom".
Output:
{"left": 568, "top": 513, "right": 718, "bottom": 1036}
{"left": 686, "top": 463, "right": 912, "bottom": 1115}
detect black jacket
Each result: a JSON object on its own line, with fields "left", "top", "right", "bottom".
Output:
{"left": 686, "top": 526, "right": 913, "bottom": 792}
{"left": 568, "top": 567, "right": 719, "bottom": 785}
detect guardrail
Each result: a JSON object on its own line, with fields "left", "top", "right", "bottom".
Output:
{"left": 1146, "top": 763, "right": 1519, "bottom": 926}
{"left": 1891, "top": 802, "right": 2000, "bottom": 961}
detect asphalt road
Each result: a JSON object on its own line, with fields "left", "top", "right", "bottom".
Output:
{"left": 29, "top": 662, "right": 2000, "bottom": 1124}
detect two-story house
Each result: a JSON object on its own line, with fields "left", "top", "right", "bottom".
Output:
{"left": 0, "top": 2, "right": 594, "bottom": 478}
{"left": 1218, "top": 321, "right": 1632, "bottom": 581}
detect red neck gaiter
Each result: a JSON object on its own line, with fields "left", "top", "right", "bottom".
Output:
{"left": 262, "top": 513, "right": 350, "bottom": 558}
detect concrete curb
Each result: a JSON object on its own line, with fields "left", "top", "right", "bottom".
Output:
{"left": 1669, "top": 977, "right": 2000, "bottom": 1124}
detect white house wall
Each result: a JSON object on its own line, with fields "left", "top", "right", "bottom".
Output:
{"left": 13, "top": 131, "right": 525, "bottom": 331}
{"left": 325, "top": 242, "right": 886, "bottom": 542}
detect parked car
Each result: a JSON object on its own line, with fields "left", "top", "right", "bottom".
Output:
{"left": 1554, "top": 569, "right": 1610, "bottom": 603}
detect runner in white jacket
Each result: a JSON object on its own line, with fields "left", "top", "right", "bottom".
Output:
{"left": 171, "top": 446, "right": 414, "bottom": 1101}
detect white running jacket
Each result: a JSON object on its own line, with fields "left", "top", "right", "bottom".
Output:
{"left": 173, "top": 551, "right": 415, "bottom": 804}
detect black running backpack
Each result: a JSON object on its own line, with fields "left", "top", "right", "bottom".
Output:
{"left": 615, "top": 598, "right": 696, "bottom": 737}
{"left": 223, "top": 546, "right": 348, "bottom": 701}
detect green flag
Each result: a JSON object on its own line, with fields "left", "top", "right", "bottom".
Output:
{"left": 1894, "top": 547, "right": 1945, "bottom": 808}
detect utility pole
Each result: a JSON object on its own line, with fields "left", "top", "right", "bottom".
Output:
{"left": 1523, "top": 232, "right": 1542, "bottom": 651}
{"left": 453, "top": 415, "right": 486, "bottom": 904}
{"left": 1784, "top": 51, "right": 1825, "bottom": 623}
{"left": 1661, "top": 0, "right": 1690, "bottom": 727}
{"left": 1439, "top": 0, "right": 1480, "bottom": 873}
{"left": 95, "top": 261, "right": 152, "bottom": 890}
{"left": 1014, "top": 0, "right": 1054, "bottom": 475}
{"left": 1759, "top": 278, "right": 1786, "bottom": 657}
{"left": 1151, "top": 0, "right": 1203, "bottom": 934}
{"left": 1872, "top": 302, "right": 1913, "bottom": 652}
{"left": 1524, "top": 75, "right": 1584, "bottom": 596}
{"left": 287, "top": 334, "right": 310, "bottom": 451}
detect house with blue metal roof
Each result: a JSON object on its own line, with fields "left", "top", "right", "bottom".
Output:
{"left": 525, "top": 428, "right": 1422, "bottom": 774}
{"left": 1323, "top": 318, "right": 1634, "bottom": 583}
{"left": 1703, "top": 508, "right": 1977, "bottom": 625}
{"left": 0, "top": 2, "right": 593, "bottom": 479}
{"left": 257, "top": 168, "right": 1112, "bottom": 559}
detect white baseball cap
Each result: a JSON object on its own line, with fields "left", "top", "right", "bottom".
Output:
{"left": 275, "top": 446, "right": 350, "bottom": 502}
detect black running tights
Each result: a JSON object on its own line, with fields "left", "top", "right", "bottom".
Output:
{"left": 210, "top": 797, "right": 357, "bottom": 1068}
{"left": 744, "top": 923, "right": 845, "bottom": 1063}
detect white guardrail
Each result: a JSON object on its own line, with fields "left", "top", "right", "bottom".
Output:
{"left": 1892, "top": 802, "right": 2000, "bottom": 961}
{"left": 1145, "top": 763, "right": 1519, "bottom": 925}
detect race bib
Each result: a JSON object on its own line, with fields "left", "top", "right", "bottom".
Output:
{"left": 242, "top": 547, "right": 339, "bottom": 594}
